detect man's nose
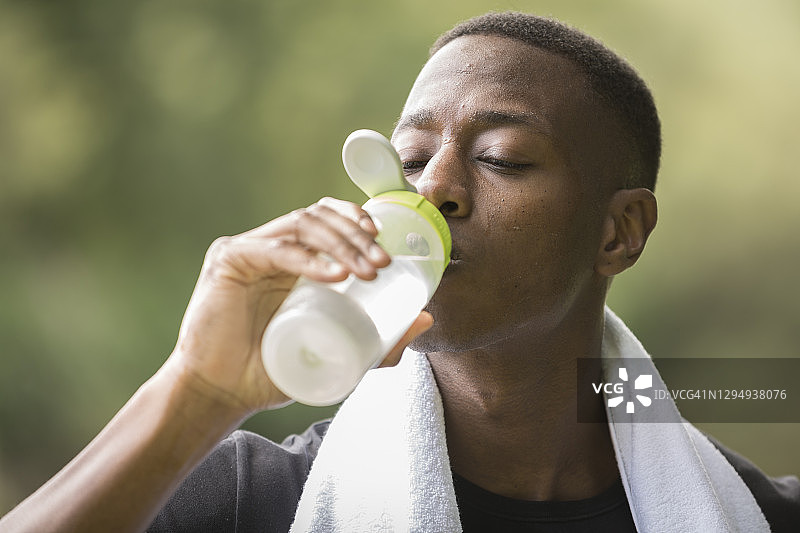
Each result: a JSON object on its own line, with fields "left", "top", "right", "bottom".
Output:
{"left": 413, "top": 145, "right": 472, "bottom": 218}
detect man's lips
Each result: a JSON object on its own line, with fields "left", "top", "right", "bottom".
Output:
{"left": 449, "top": 243, "right": 463, "bottom": 261}
{"left": 447, "top": 247, "right": 464, "bottom": 267}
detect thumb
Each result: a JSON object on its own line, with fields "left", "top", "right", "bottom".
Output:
{"left": 377, "top": 312, "right": 434, "bottom": 368}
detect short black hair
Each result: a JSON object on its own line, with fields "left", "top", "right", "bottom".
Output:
{"left": 431, "top": 12, "right": 661, "bottom": 191}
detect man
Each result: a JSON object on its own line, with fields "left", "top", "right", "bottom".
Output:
{"left": 2, "top": 12, "right": 797, "bottom": 532}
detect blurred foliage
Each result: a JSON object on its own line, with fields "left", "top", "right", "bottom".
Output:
{"left": 1, "top": 0, "right": 799, "bottom": 513}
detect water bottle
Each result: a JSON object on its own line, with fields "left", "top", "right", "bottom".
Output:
{"left": 260, "top": 130, "right": 451, "bottom": 406}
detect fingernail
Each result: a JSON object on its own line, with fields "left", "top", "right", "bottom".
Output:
{"left": 359, "top": 215, "right": 376, "bottom": 233}
{"left": 326, "top": 261, "right": 345, "bottom": 274}
{"left": 369, "top": 244, "right": 388, "bottom": 263}
{"left": 357, "top": 255, "right": 375, "bottom": 273}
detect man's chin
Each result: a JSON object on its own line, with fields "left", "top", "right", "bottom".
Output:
{"left": 407, "top": 322, "right": 482, "bottom": 355}
{"left": 407, "top": 335, "right": 437, "bottom": 355}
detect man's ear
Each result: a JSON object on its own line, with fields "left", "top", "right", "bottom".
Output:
{"left": 595, "top": 188, "right": 657, "bottom": 277}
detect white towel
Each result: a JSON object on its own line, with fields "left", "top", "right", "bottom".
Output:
{"left": 602, "top": 309, "right": 770, "bottom": 532}
{"left": 290, "top": 307, "right": 770, "bottom": 532}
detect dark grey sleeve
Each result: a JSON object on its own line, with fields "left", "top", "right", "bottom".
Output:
{"left": 707, "top": 435, "right": 800, "bottom": 533}
{"left": 147, "top": 420, "right": 329, "bottom": 533}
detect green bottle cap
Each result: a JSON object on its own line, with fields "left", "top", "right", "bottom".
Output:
{"left": 372, "top": 190, "right": 452, "bottom": 268}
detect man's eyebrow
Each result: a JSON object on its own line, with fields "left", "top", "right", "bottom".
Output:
{"left": 468, "top": 110, "right": 553, "bottom": 135}
{"left": 393, "top": 110, "right": 436, "bottom": 133}
{"left": 393, "top": 109, "right": 552, "bottom": 135}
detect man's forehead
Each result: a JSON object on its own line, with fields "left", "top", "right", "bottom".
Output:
{"left": 426, "top": 40, "right": 527, "bottom": 82}
{"left": 397, "top": 34, "right": 591, "bottom": 135}
{"left": 417, "top": 34, "right": 587, "bottom": 91}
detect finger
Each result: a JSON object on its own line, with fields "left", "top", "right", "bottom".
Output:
{"left": 255, "top": 198, "right": 376, "bottom": 239}
{"left": 317, "top": 197, "right": 379, "bottom": 235}
{"left": 228, "top": 197, "right": 392, "bottom": 280}
{"left": 206, "top": 236, "right": 350, "bottom": 284}
{"left": 303, "top": 202, "right": 390, "bottom": 266}
{"left": 378, "top": 311, "right": 434, "bottom": 368}
{"left": 243, "top": 199, "right": 391, "bottom": 274}
{"left": 237, "top": 212, "right": 366, "bottom": 277}
{"left": 259, "top": 239, "right": 353, "bottom": 282}
{"left": 275, "top": 205, "right": 390, "bottom": 279}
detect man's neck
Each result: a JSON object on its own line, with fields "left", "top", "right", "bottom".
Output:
{"left": 427, "top": 305, "right": 619, "bottom": 502}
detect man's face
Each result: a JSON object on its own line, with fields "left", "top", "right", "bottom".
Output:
{"left": 392, "top": 35, "right": 626, "bottom": 353}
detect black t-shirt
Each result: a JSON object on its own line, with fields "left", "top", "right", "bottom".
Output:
{"left": 454, "top": 472, "right": 636, "bottom": 533}
{"left": 148, "top": 420, "right": 800, "bottom": 532}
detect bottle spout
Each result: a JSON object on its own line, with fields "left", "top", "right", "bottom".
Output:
{"left": 342, "top": 129, "right": 417, "bottom": 198}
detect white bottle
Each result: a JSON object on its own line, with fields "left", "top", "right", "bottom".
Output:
{"left": 260, "top": 130, "right": 451, "bottom": 406}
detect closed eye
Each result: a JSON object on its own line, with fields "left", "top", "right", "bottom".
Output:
{"left": 402, "top": 160, "right": 428, "bottom": 175}
{"left": 402, "top": 157, "right": 531, "bottom": 176}
{"left": 477, "top": 157, "right": 530, "bottom": 173}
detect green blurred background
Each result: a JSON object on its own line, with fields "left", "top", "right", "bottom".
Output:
{"left": 1, "top": 0, "right": 798, "bottom": 513}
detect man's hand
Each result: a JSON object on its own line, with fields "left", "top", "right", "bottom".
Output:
{"left": 163, "top": 196, "right": 431, "bottom": 416}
